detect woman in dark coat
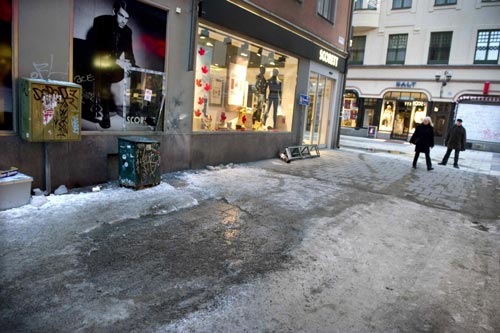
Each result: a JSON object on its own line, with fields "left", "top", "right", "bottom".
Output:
{"left": 410, "top": 116, "right": 435, "bottom": 171}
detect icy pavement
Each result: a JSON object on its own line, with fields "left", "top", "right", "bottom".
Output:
{"left": 1, "top": 150, "right": 499, "bottom": 332}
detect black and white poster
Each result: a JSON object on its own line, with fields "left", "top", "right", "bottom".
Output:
{"left": 0, "top": 0, "right": 13, "bottom": 131}
{"left": 73, "top": 0, "right": 167, "bottom": 131}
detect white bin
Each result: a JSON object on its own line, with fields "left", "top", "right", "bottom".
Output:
{"left": 0, "top": 173, "right": 33, "bottom": 211}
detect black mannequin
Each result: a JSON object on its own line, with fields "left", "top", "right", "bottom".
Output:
{"left": 263, "top": 68, "right": 281, "bottom": 128}
{"left": 253, "top": 65, "right": 268, "bottom": 124}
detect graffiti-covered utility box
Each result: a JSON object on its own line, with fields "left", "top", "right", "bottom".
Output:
{"left": 20, "top": 78, "right": 82, "bottom": 142}
{"left": 118, "top": 137, "right": 161, "bottom": 189}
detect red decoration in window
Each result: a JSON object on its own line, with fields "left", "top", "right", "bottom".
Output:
{"left": 204, "top": 83, "right": 211, "bottom": 91}
{"left": 201, "top": 65, "right": 208, "bottom": 74}
{"left": 198, "top": 97, "right": 204, "bottom": 105}
{"left": 220, "top": 112, "right": 227, "bottom": 121}
{"left": 194, "top": 109, "right": 202, "bottom": 117}
{"left": 196, "top": 79, "right": 203, "bottom": 87}
{"left": 198, "top": 47, "right": 206, "bottom": 56}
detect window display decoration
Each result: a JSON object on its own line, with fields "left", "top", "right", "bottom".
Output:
{"left": 341, "top": 92, "right": 358, "bottom": 128}
{"left": 193, "top": 25, "right": 298, "bottom": 132}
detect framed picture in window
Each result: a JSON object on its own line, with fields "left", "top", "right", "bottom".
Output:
{"left": 209, "top": 77, "right": 224, "bottom": 106}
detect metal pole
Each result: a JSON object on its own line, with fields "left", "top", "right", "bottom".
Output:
{"left": 44, "top": 142, "right": 51, "bottom": 194}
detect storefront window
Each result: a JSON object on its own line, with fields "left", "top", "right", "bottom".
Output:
{"left": 341, "top": 92, "right": 358, "bottom": 128}
{"left": 0, "top": 0, "right": 13, "bottom": 131}
{"left": 193, "top": 25, "right": 298, "bottom": 132}
{"left": 380, "top": 91, "right": 428, "bottom": 139}
{"left": 362, "top": 98, "right": 378, "bottom": 127}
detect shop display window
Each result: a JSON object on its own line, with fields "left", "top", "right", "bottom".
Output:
{"left": 380, "top": 91, "right": 428, "bottom": 136}
{"left": 193, "top": 25, "right": 298, "bottom": 132}
{"left": 341, "top": 92, "right": 358, "bottom": 128}
{"left": 362, "top": 98, "right": 378, "bottom": 128}
{"left": 0, "top": 0, "right": 13, "bottom": 131}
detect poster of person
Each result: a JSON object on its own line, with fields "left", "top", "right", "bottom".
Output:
{"left": 0, "top": 0, "right": 13, "bottom": 131}
{"left": 73, "top": 0, "right": 167, "bottom": 131}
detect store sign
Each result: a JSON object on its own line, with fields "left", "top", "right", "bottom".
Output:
{"left": 299, "top": 94, "right": 310, "bottom": 106}
{"left": 396, "top": 81, "right": 417, "bottom": 88}
{"left": 319, "top": 49, "right": 339, "bottom": 67}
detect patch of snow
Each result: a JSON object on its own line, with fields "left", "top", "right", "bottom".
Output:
{"left": 54, "top": 185, "right": 68, "bottom": 195}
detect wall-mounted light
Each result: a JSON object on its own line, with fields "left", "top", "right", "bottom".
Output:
{"left": 268, "top": 52, "right": 275, "bottom": 65}
{"left": 239, "top": 42, "right": 249, "bottom": 57}
{"left": 278, "top": 55, "right": 286, "bottom": 63}
{"left": 223, "top": 37, "right": 232, "bottom": 45}
{"left": 435, "top": 70, "right": 453, "bottom": 98}
{"left": 200, "top": 28, "right": 209, "bottom": 39}
{"left": 257, "top": 47, "right": 263, "bottom": 57}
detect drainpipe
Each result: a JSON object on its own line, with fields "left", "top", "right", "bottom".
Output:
{"left": 335, "top": 0, "right": 355, "bottom": 148}
{"left": 188, "top": 0, "right": 199, "bottom": 71}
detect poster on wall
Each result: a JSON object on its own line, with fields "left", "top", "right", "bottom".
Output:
{"left": 228, "top": 63, "right": 247, "bottom": 106}
{"left": 456, "top": 103, "right": 500, "bottom": 143}
{"left": 73, "top": 0, "right": 167, "bottom": 131}
{"left": 0, "top": 0, "right": 13, "bottom": 131}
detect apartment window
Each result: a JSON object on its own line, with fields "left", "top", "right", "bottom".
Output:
{"left": 317, "top": 0, "right": 336, "bottom": 22}
{"left": 354, "top": 0, "right": 363, "bottom": 10}
{"left": 350, "top": 36, "right": 366, "bottom": 64}
{"left": 428, "top": 32, "right": 453, "bottom": 64}
{"left": 474, "top": 30, "right": 500, "bottom": 64}
{"left": 435, "top": 0, "right": 457, "bottom": 5}
{"left": 386, "top": 34, "right": 408, "bottom": 64}
{"left": 392, "top": 0, "right": 412, "bottom": 9}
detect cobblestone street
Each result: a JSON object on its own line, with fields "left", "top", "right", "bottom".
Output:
{"left": 1, "top": 148, "right": 499, "bottom": 332}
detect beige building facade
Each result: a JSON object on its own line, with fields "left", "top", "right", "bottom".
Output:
{"left": 343, "top": 0, "right": 500, "bottom": 151}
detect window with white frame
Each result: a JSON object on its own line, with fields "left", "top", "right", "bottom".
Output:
{"left": 428, "top": 32, "right": 453, "bottom": 64}
{"left": 317, "top": 0, "right": 336, "bottom": 22}
{"left": 474, "top": 30, "right": 500, "bottom": 64}
{"left": 435, "top": 0, "right": 457, "bottom": 5}
{"left": 392, "top": 0, "right": 411, "bottom": 9}
{"left": 386, "top": 34, "right": 408, "bottom": 64}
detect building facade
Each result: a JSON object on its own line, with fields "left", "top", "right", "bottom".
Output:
{"left": 0, "top": 0, "right": 352, "bottom": 190}
{"left": 343, "top": 0, "right": 500, "bottom": 151}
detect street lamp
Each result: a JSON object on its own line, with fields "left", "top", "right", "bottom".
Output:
{"left": 435, "top": 70, "right": 452, "bottom": 98}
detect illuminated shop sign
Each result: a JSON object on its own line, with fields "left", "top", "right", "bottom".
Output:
{"left": 319, "top": 49, "right": 339, "bottom": 67}
{"left": 396, "top": 81, "right": 417, "bottom": 88}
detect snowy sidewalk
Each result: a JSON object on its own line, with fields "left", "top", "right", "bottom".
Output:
{"left": 340, "top": 135, "right": 500, "bottom": 176}
{"left": 1, "top": 150, "right": 499, "bottom": 332}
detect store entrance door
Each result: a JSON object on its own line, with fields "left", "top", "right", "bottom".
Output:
{"left": 303, "top": 71, "right": 334, "bottom": 147}
{"left": 391, "top": 101, "right": 412, "bottom": 140}
{"left": 431, "top": 102, "right": 454, "bottom": 144}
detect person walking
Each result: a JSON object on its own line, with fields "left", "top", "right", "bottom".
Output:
{"left": 410, "top": 116, "right": 435, "bottom": 171}
{"left": 438, "top": 119, "right": 467, "bottom": 169}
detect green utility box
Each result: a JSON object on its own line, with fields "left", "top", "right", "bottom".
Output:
{"left": 118, "top": 137, "right": 161, "bottom": 189}
{"left": 19, "top": 78, "right": 82, "bottom": 142}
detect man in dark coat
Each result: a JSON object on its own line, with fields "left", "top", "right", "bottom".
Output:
{"left": 410, "top": 117, "right": 435, "bottom": 170}
{"left": 438, "top": 119, "right": 467, "bottom": 169}
{"left": 86, "top": 0, "right": 136, "bottom": 128}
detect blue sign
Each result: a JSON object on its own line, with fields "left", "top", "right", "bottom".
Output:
{"left": 396, "top": 81, "right": 417, "bottom": 88}
{"left": 299, "top": 94, "right": 310, "bottom": 106}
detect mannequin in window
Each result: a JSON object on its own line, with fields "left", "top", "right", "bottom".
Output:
{"left": 263, "top": 68, "right": 281, "bottom": 129}
{"left": 253, "top": 65, "right": 268, "bottom": 124}
{"left": 381, "top": 103, "right": 393, "bottom": 130}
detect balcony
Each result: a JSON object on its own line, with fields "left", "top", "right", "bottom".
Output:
{"left": 352, "top": 0, "right": 380, "bottom": 30}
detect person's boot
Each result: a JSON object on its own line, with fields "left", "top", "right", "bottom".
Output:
{"left": 453, "top": 164, "right": 459, "bottom": 169}
{"left": 438, "top": 162, "right": 446, "bottom": 165}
